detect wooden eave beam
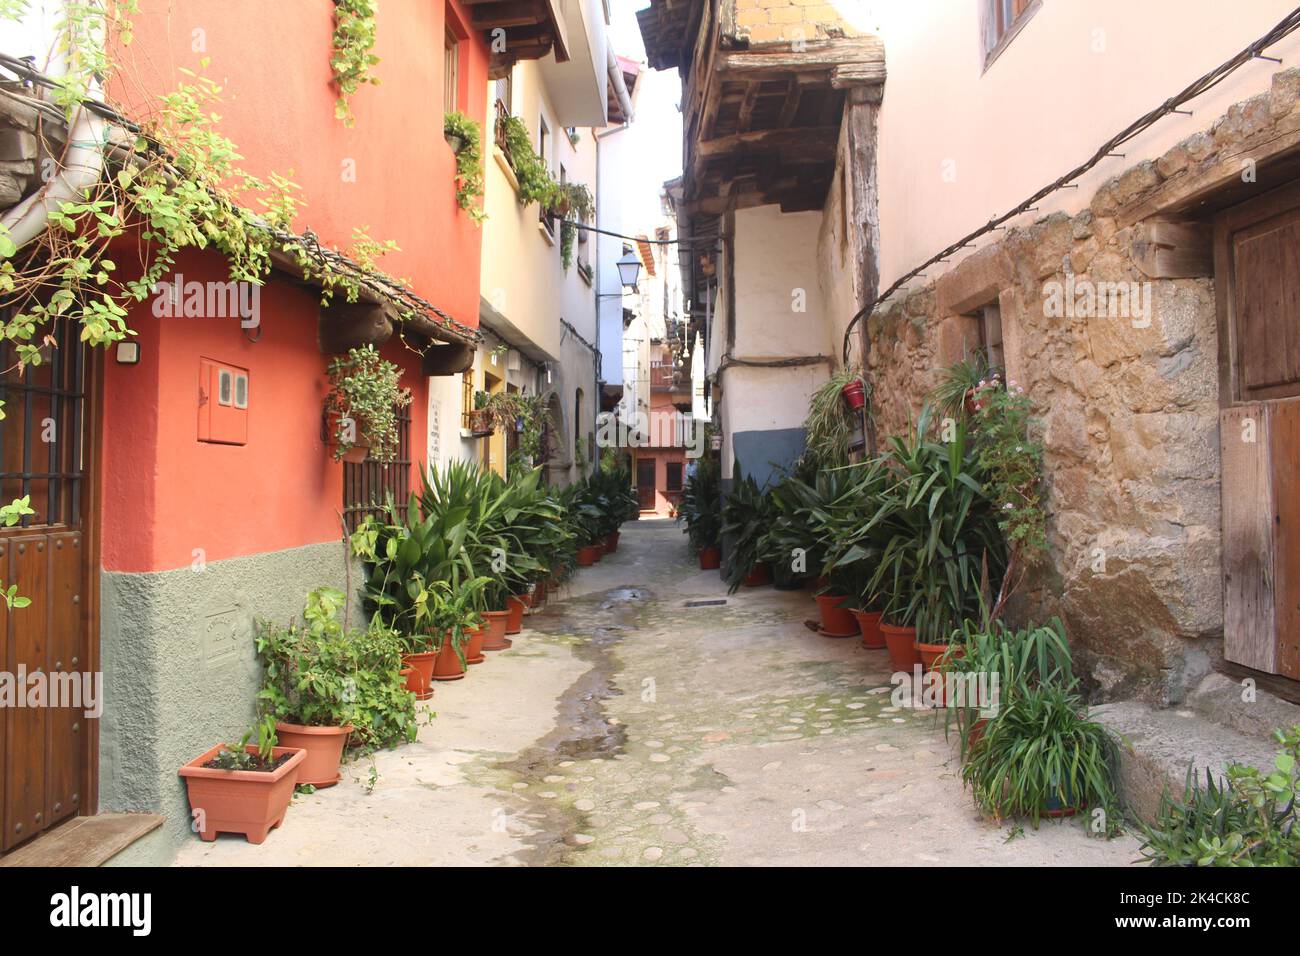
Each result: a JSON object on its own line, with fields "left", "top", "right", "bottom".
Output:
{"left": 714, "top": 37, "right": 886, "bottom": 78}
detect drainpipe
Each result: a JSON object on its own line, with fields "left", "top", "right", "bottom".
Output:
{"left": 607, "top": 46, "right": 633, "bottom": 124}
{"left": 1, "top": 8, "right": 109, "bottom": 249}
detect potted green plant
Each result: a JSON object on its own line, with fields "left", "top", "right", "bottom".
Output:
{"left": 324, "top": 344, "right": 412, "bottom": 462}
{"left": 943, "top": 617, "right": 1073, "bottom": 742}
{"left": 550, "top": 182, "right": 594, "bottom": 269}
{"left": 961, "top": 681, "right": 1119, "bottom": 827}
{"left": 469, "top": 389, "right": 495, "bottom": 437}
{"left": 720, "top": 462, "right": 776, "bottom": 592}
{"left": 864, "top": 407, "right": 1005, "bottom": 668}
{"left": 427, "top": 577, "right": 490, "bottom": 681}
{"left": 802, "top": 364, "right": 867, "bottom": 469}
{"left": 254, "top": 587, "right": 359, "bottom": 788}
{"left": 444, "top": 109, "right": 486, "bottom": 224}
{"left": 178, "top": 715, "right": 306, "bottom": 844}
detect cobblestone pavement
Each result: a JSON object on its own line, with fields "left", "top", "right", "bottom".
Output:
{"left": 176, "top": 518, "right": 1143, "bottom": 867}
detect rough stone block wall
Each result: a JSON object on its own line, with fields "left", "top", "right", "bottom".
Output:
{"left": 861, "top": 67, "right": 1300, "bottom": 706}
{"left": 731, "top": 0, "right": 863, "bottom": 45}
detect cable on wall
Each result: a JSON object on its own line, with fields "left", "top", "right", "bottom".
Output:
{"left": 840, "top": 6, "right": 1300, "bottom": 364}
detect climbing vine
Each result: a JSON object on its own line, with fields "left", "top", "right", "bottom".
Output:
{"left": 0, "top": 1, "right": 431, "bottom": 608}
{"left": 330, "top": 0, "right": 380, "bottom": 127}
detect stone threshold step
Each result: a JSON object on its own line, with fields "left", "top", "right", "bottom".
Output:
{"left": 0, "top": 813, "right": 165, "bottom": 867}
{"left": 1094, "top": 698, "right": 1285, "bottom": 825}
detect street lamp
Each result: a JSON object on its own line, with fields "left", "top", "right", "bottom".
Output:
{"left": 616, "top": 250, "right": 642, "bottom": 290}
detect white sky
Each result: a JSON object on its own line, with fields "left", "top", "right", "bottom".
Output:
{"left": 607, "top": 1, "right": 683, "bottom": 225}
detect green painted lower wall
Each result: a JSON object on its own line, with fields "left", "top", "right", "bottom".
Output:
{"left": 98, "top": 539, "right": 356, "bottom": 866}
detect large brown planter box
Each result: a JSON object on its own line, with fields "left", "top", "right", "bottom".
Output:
{"left": 178, "top": 744, "right": 306, "bottom": 845}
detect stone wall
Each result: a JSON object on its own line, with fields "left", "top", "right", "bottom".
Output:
{"left": 731, "top": 0, "right": 864, "bottom": 45}
{"left": 861, "top": 67, "right": 1300, "bottom": 705}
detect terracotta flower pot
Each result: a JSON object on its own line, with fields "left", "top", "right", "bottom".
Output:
{"left": 431, "top": 639, "right": 466, "bottom": 681}
{"left": 534, "top": 580, "right": 548, "bottom": 605}
{"left": 273, "top": 722, "right": 353, "bottom": 789}
{"left": 401, "top": 651, "right": 436, "bottom": 700}
{"left": 851, "top": 609, "right": 885, "bottom": 649}
{"left": 966, "top": 717, "right": 989, "bottom": 750}
{"left": 698, "top": 546, "right": 721, "bottom": 570}
{"left": 592, "top": 540, "right": 605, "bottom": 562}
{"left": 577, "top": 545, "right": 599, "bottom": 567}
{"left": 481, "top": 609, "right": 511, "bottom": 651}
{"left": 178, "top": 744, "right": 306, "bottom": 844}
{"left": 606, "top": 531, "right": 620, "bottom": 552}
{"left": 505, "top": 595, "right": 527, "bottom": 634}
{"left": 841, "top": 379, "right": 866, "bottom": 410}
{"left": 743, "top": 561, "right": 772, "bottom": 587}
{"left": 399, "top": 666, "right": 420, "bottom": 697}
{"left": 915, "top": 640, "right": 962, "bottom": 672}
{"left": 880, "top": 622, "right": 921, "bottom": 672}
{"left": 465, "top": 626, "right": 486, "bottom": 665}
{"left": 814, "top": 593, "right": 858, "bottom": 637}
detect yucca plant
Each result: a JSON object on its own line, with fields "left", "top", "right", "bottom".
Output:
{"left": 960, "top": 680, "right": 1119, "bottom": 830}
{"left": 863, "top": 406, "right": 1005, "bottom": 640}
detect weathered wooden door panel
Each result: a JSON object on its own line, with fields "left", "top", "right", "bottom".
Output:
{"left": 2, "top": 536, "right": 50, "bottom": 851}
{"left": 47, "top": 530, "right": 87, "bottom": 828}
{"left": 1273, "top": 404, "right": 1300, "bottom": 680}
{"left": 1220, "top": 405, "right": 1274, "bottom": 674}
{"left": 0, "top": 315, "right": 94, "bottom": 856}
{"left": 1220, "top": 400, "right": 1300, "bottom": 680}
{"left": 1216, "top": 186, "right": 1300, "bottom": 682}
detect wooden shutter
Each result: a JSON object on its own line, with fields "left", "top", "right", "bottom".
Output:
{"left": 1215, "top": 183, "right": 1300, "bottom": 679}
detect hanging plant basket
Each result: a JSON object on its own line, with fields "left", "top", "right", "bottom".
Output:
{"left": 841, "top": 379, "right": 866, "bottom": 410}
{"left": 444, "top": 132, "right": 464, "bottom": 154}
{"left": 468, "top": 408, "right": 495, "bottom": 438}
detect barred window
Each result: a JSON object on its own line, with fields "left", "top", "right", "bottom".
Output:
{"left": 342, "top": 403, "right": 412, "bottom": 533}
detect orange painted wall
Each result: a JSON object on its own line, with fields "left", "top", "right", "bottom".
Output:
{"left": 111, "top": 0, "right": 488, "bottom": 330}
{"left": 97, "top": 2, "right": 483, "bottom": 572}
{"left": 102, "top": 248, "right": 430, "bottom": 573}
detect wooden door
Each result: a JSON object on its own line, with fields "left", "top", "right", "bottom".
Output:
{"left": 636, "top": 458, "right": 656, "bottom": 511}
{"left": 1214, "top": 184, "right": 1300, "bottom": 680}
{"left": 0, "top": 317, "right": 97, "bottom": 853}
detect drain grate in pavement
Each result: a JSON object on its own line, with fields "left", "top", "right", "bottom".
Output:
{"left": 684, "top": 599, "right": 727, "bottom": 608}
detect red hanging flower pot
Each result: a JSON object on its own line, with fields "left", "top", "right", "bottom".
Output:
{"left": 841, "top": 379, "right": 866, "bottom": 410}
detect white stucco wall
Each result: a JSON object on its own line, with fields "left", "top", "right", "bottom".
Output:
{"left": 849, "top": 0, "right": 1300, "bottom": 291}
{"left": 731, "top": 206, "right": 828, "bottom": 359}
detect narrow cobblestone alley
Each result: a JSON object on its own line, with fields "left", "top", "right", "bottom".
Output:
{"left": 175, "top": 519, "right": 1141, "bottom": 867}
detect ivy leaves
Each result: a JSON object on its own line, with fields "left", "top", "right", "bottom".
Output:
{"left": 331, "top": 0, "right": 381, "bottom": 126}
